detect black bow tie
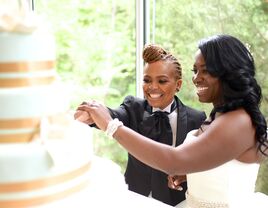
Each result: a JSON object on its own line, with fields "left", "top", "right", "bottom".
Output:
{"left": 140, "top": 101, "right": 177, "bottom": 145}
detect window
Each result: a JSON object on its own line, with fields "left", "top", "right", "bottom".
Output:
{"left": 149, "top": 0, "right": 268, "bottom": 114}
{"left": 35, "top": 0, "right": 136, "bottom": 109}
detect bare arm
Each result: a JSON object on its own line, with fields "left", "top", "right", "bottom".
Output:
{"left": 86, "top": 102, "right": 256, "bottom": 175}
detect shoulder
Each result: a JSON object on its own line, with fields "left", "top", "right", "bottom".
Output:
{"left": 206, "top": 108, "right": 255, "bottom": 148}
{"left": 123, "top": 95, "right": 145, "bottom": 106}
{"left": 176, "top": 97, "right": 206, "bottom": 119}
{"left": 216, "top": 108, "right": 252, "bottom": 128}
{"left": 123, "top": 95, "right": 144, "bottom": 103}
{"left": 121, "top": 95, "right": 147, "bottom": 112}
{"left": 109, "top": 96, "right": 146, "bottom": 123}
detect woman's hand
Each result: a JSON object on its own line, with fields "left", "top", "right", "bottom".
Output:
{"left": 77, "top": 101, "right": 113, "bottom": 131}
{"left": 74, "top": 102, "right": 94, "bottom": 125}
{"left": 167, "top": 175, "right": 186, "bottom": 191}
{"left": 74, "top": 110, "right": 93, "bottom": 124}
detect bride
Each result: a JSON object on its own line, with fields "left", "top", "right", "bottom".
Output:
{"left": 76, "top": 34, "right": 268, "bottom": 207}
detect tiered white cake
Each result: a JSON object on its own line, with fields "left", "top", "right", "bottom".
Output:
{"left": 0, "top": 2, "right": 95, "bottom": 207}
{"left": 0, "top": 2, "right": 177, "bottom": 208}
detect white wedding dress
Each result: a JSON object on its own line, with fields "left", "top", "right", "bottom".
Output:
{"left": 176, "top": 132, "right": 268, "bottom": 208}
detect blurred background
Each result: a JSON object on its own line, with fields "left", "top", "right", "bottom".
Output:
{"left": 33, "top": 0, "right": 268, "bottom": 187}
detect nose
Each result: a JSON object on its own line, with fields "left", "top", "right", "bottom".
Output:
{"left": 148, "top": 81, "right": 158, "bottom": 90}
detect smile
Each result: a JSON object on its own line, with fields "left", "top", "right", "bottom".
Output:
{"left": 197, "top": 86, "right": 208, "bottom": 93}
{"left": 148, "top": 93, "right": 163, "bottom": 99}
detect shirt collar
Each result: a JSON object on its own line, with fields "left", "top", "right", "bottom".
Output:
{"left": 152, "top": 100, "right": 175, "bottom": 113}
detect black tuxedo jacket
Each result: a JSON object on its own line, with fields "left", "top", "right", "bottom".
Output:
{"left": 108, "top": 95, "right": 206, "bottom": 206}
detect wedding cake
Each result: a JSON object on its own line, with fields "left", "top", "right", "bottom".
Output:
{"left": 0, "top": 2, "right": 182, "bottom": 208}
{"left": 0, "top": 2, "right": 96, "bottom": 207}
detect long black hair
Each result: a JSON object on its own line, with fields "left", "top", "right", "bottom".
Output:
{"left": 198, "top": 34, "right": 267, "bottom": 155}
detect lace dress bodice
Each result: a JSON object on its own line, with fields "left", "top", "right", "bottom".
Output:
{"left": 186, "top": 160, "right": 259, "bottom": 207}
{"left": 181, "top": 131, "right": 262, "bottom": 208}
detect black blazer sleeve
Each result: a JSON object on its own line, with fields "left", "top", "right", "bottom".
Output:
{"left": 108, "top": 95, "right": 146, "bottom": 131}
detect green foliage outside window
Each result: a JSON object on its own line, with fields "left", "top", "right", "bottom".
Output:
{"left": 256, "top": 157, "right": 268, "bottom": 194}
{"left": 36, "top": 0, "right": 268, "bottom": 175}
{"left": 153, "top": 0, "right": 268, "bottom": 117}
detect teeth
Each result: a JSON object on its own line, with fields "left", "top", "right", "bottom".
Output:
{"left": 149, "top": 93, "right": 162, "bottom": 98}
{"left": 197, "top": 87, "right": 208, "bottom": 92}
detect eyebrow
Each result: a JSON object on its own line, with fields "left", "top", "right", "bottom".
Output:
{"left": 193, "top": 64, "right": 207, "bottom": 68}
{"left": 143, "top": 74, "right": 169, "bottom": 78}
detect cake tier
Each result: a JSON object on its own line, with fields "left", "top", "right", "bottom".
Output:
{"left": 0, "top": 84, "right": 70, "bottom": 143}
{"left": 0, "top": 28, "right": 55, "bottom": 62}
{"left": 0, "top": 28, "right": 70, "bottom": 143}
{"left": 0, "top": 84, "right": 69, "bottom": 119}
{"left": 0, "top": 120, "right": 93, "bottom": 207}
{"left": 0, "top": 29, "right": 56, "bottom": 88}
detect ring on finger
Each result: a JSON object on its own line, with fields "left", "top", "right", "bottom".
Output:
{"left": 177, "top": 186, "right": 183, "bottom": 191}
{"left": 90, "top": 103, "right": 98, "bottom": 107}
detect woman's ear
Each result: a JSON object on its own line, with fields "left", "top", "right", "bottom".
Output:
{"left": 176, "top": 79, "right": 182, "bottom": 92}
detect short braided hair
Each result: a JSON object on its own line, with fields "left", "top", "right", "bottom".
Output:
{"left": 142, "top": 44, "right": 182, "bottom": 80}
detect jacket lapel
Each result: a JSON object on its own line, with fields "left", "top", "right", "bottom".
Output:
{"left": 175, "top": 96, "right": 188, "bottom": 146}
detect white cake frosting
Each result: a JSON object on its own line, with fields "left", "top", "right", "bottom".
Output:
{"left": 0, "top": 2, "right": 176, "bottom": 208}
{"left": 0, "top": 2, "right": 96, "bottom": 207}
{"left": 0, "top": 1, "right": 69, "bottom": 142}
{"left": 0, "top": 117, "right": 93, "bottom": 206}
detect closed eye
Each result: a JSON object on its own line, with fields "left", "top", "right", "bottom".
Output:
{"left": 143, "top": 78, "right": 151, "bottom": 83}
{"left": 158, "top": 79, "right": 168, "bottom": 84}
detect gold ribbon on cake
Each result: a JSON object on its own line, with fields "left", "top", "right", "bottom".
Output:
{"left": 0, "top": 117, "right": 40, "bottom": 129}
{"left": 0, "top": 60, "right": 55, "bottom": 72}
{"left": 0, "top": 60, "right": 55, "bottom": 87}
{"left": 0, "top": 118, "right": 40, "bottom": 143}
{"left": 0, "top": 162, "right": 91, "bottom": 208}
{"left": 0, "top": 114, "right": 70, "bottom": 143}
{"left": 0, "top": 76, "right": 55, "bottom": 88}
{"left": 0, "top": 132, "right": 39, "bottom": 143}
